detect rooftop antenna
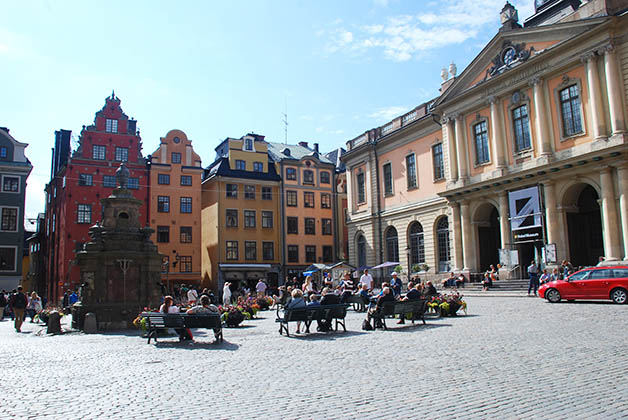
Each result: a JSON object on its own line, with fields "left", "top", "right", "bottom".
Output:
{"left": 282, "top": 97, "right": 288, "bottom": 144}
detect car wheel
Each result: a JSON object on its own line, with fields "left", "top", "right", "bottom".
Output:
{"left": 610, "top": 288, "right": 627, "bottom": 304}
{"left": 546, "top": 288, "right": 561, "bottom": 303}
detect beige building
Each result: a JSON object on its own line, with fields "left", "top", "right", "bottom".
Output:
{"left": 343, "top": 0, "right": 628, "bottom": 280}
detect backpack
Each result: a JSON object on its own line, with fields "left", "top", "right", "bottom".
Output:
{"left": 12, "top": 293, "right": 27, "bottom": 309}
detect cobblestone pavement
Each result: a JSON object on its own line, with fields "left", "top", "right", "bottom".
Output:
{"left": 1, "top": 297, "right": 627, "bottom": 420}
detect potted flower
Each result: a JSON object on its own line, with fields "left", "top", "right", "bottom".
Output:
{"left": 220, "top": 305, "right": 245, "bottom": 327}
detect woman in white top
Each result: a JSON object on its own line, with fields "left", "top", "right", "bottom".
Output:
{"left": 222, "top": 282, "right": 232, "bottom": 306}
{"left": 27, "top": 292, "right": 43, "bottom": 322}
{"left": 302, "top": 276, "right": 315, "bottom": 295}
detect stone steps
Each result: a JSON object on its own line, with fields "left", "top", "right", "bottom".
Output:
{"left": 453, "top": 279, "right": 530, "bottom": 292}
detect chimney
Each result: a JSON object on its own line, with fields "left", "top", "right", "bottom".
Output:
{"left": 298, "top": 141, "right": 309, "bottom": 149}
{"left": 0, "top": 127, "right": 9, "bottom": 133}
{"left": 313, "top": 143, "right": 319, "bottom": 153}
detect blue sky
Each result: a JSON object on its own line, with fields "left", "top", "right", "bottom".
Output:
{"left": 1, "top": 0, "right": 535, "bottom": 224}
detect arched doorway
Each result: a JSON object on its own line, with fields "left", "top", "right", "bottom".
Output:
{"left": 385, "top": 227, "right": 399, "bottom": 262}
{"left": 436, "top": 217, "right": 450, "bottom": 273}
{"left": 566, "top": 184, "right": 603, "bottom": 266}
{"left": 475, "top": 204, "right": 500, "bottom": 272}
{"left": 408, "top": 222, "right": 425, "bottom": 270}
{"left": 356, "top": 234, "right": 367, "bottom": 269}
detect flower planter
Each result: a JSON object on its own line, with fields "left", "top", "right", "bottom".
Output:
{"left": 224, "top": 310, "right": 245, "bottom": 327}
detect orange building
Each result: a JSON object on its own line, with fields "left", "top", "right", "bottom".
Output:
{"left": 149, "top": 130, "right": 203, "bottom": 288}
{"left": 201, "top": 133, "right": 282, "bottom": 292}
{"left": 268, "top": 141, "right": 336, "bottom": 280}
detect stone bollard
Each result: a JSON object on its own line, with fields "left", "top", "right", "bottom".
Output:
{"left": 47, "top": 311, "right": 61, "bottom": 334}
{"left": 84, "top": 312, "right": 98, "bottom": 334}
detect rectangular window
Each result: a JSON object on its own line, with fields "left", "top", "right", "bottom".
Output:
{"left": 304, "top": 192, "right": 315, "bottom": 208}
{"left": 0, "top": 147, "right": 7, "bottom": 159}
{"left": 432, "top": 143, "right": 444, "bottom": 180}
{"left": 245, "top": 138, "right": 253, "bottom": 150}
{"left": 115, "top": 147, "right": 128, "bottom": 162}
{"left": 179, "top": 256, "right": 192, "bottom": 273}
{"left": 287, "top": 245, "right": 299, "bottom": 262}
{"left": 320, "top": 171, "right": 330, "bottom": 184}
{"left": 357, "top": 172, "right": 365, "bottom": 203}
{"left": 286, "top": 190, "right": 297, "bottom": 207}
{"left": 77, "top": 204, "right": 91, "bottom": 224}
{"left": 171, "top": 152, "right": 182, "bottom": 164}
{"left": 512, "top": 105, "right": 531, "bottom": 152}
{"left": 244, "top": 185, "right": 256, "bottom": 199}
{"left": 1, "top": 207, "right": 18, "bottom": 231}
{"left": 253, "top": 162, "right": 263, "bottom": 172}
{"left": 2, "top": 176, "right": 19, "bottom": 192}
{"left": 226, "top": 209, "right": 238, "bottom": 227}
{"left": 103, "top": 175, "right": 116, "bottom": 188}
{"left": 0, "top": 247, "right": 16, "bottom": 271}
{"left": 383, "top": 163, "right": 393, "bottom": 195}
{"left": 180, "top": 197, "right": 192, "bottom": 213}
{"left": 474, "top": 121, "right": 490, "bottom": 165}
{"left": 180, "top": 175, "right": 192, "bottom": 186}
{"left": 158, "top": 196, "right": 170, "bottom": 212}
{"left": 303, "top": 170, "right": 314, "bottom": 184}
{"left": 321, "top": 193, "right": 331, "bottom": 209}
{"left": 305, "top": 245, "right": 316, "bottom": 263}
{"left": 262, "top": 211, "right": 273, "bottom": 228}
{"left": 560, "top": 85, "right": 583, "bottom": 137}
{"left": 226, "top": 184, "right": 237, "bottom": 198}
{"left": 235, "top": 159, "right": 246, "bottom": 170}
{"left": 286, "top": 168, "right": 297, "bottom": 180}
{"left": 245, "top": 241, "right": 257, "bottom": 260}
{"left": 158, "top": 174, "right": 170, "bottom": 185}
{"left": 226, "top": 241, "right": 238, "bottom": 260}
{"left": 79, "top": 174, "right": 93, "bottom": 186}
{"left": 305, "top": 217, "right": 315, "bottom": 235}
{"left": 244, "top": 210, "right": 256, "bottom": 228}
{"left": 127, "top": 177, "right": 139, "bottom": 190}
{"left": 92, "top": 145, "right": 106, "bottom": 160}
{"left": 105, "top": 119, "right": 118, "bottom": 133}
{"left": 406, "top": 154, "right": 417, "bottom": 189}
{"left": 287, "top": 216, "right": 298, "bottom": 234}
{"left": 180, "top": 226, "right": 192, "bottom": 243}
{"left": 322, "top": 218, "right": 332, "bottom": 235}
{"left": 322, "top": 245, "right": 333, "bottom": 263}
{"left": 262, "top": 242, "right": 274, "bottom": 260}
{"left": 262, "top": 187, "right": 272, "bottom": 200}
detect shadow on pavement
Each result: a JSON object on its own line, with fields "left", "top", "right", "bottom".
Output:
{"left": 154, "top": 340, "right": 239, "bottom": 350}
{"left": 287, "top": 330, "right": 368, "bottom": 341}
{"left": 373, "top": 323, "right": 452, "bottom": 333}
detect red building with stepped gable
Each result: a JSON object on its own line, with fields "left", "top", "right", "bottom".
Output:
{"left": 44, "top": 92, "right": 150, "bottom": 303}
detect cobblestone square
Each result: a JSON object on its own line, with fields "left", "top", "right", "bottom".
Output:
{"left": 1, "top": 297, "right": 627, "bottom": 419}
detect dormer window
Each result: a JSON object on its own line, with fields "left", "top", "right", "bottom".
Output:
{"left": 105, "top": 119, "right": 118, "bottom": 133}
{"left": 245, "top": 138, "right": 253, "bottom": 151}
{"left": 0, "top": 147, "right": 7, "bottom": 159}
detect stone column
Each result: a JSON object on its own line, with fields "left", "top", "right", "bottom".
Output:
{"left": 460, "top": 200, "right": 474, "bottom": 271}
{"left": 489, "top": 97, "right": 506, "bottom": 168}
{"left": 444, "top": 117, "right": 458, "bottom": 181}
{"left": 583, "top": 53, "right": 607, "bottom": 139}
{"left": 603, "top": 45, "right": 627, "bottom": 135}
{"left": 529, "top": 77, "right": 552, "bottom": 155}
{"left": 450, "top": 202, "right": 463, "bottom": 270}
{"left": 498, "top": 192, "right": 510, "bottom": 249}
{"left": 616, "top": 164, "right": 628, "bottom": 260}
{"left": 345, "top": 166, "right": 354, "bottom": 213}
{"left": 454, "top": 115, "right": 469, "bottom": 180}
{"left": 543, "top": 181, "right": 560, "bottom": 246}
{"left": 599, "top": 167, "right": 621, "bottom": 261}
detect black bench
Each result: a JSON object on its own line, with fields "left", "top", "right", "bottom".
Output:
{"left": 275, "top": 304, "right": 348, "bottom": 336}
{"left": 344, "top": 294, "right": 369, "bottom": 312}
{"left": 369, "top": 299, "right": 428, "bottom": 330}
{"left": 141, "top": 312, "right": 223, "bottom": 344}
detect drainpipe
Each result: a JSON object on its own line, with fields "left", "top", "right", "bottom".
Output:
{"left": 332, "top": 167, "right": 338, "bottom": 261}
{"left": 280, "top": 161, "right": 286, "bottom": 284}
{"left": 371, "top": 136, "right": 384, "bottom": 266}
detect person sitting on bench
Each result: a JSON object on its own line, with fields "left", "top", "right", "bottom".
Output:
{"left": 397, "top": 282, "right": 422, "bottom": 324}
{"left": 366, "top": 287, "right": 396, "bottom": 328}
{"left": 187, "top": 295, "right": 220, "bottom": 337}
{"left": 318, "top": 287, "right": 340, "bottom": 331}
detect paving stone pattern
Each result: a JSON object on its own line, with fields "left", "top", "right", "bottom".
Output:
{"left": 1, "top": 297, "right": 627, "bottom": 419}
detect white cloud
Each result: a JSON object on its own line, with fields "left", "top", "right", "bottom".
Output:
{"left": 368, "top": 106, "right": 407, "bottom": 122}
{"left": 320, "top": 0, "right": 533, "bottom": 61}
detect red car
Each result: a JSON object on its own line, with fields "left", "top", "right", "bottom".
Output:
{"left": 539, "top": 266, "right": 628, "bottom": 304}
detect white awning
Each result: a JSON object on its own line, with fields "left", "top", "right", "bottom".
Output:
{"left": 219, "top": 264, "right": 272, "bottom": 271}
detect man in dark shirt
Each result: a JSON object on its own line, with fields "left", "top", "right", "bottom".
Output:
{"left": 367, "top": 287, "right": 396, "bottom": 329}
{"left": 318, "top": 287, "right": 341, "bottom": 331}
{"left": 423, "top": 281, "right": 437, "bottom": 298}
{"left": 398, "top": 282, "right": 422, "bottom": 324}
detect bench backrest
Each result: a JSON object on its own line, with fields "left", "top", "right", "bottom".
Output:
{"left": 380, "top": 299, "right": 427, "bottom": 316}
{"left": 182, "top": 314, "right": 221, "bottom": 329}
{"left": 284, "top": 304, "right": 348, "bottom": 321}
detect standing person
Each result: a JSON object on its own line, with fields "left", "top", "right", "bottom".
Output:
{"left": 527, "top": 261, "right": 539, "bottom": 296}
{"left": 0, "top": 290, "right": 7, "bottom": 320}
{"left": 390, "top": 272, "right": 402, "bottom": 297}
{"left": 187, "top": 286, "right": 198, "bottom": 305}
{"left": 62, "top": 290, "right": 70, "bottom": 312}
{"left": 339, "top": 272, "right": 355, "bottom": 303}
{"left": 222, "top": 282, "right": 232, "bottom": 306}
{"left": 359, "top": 269, "right": 373, "bottom": 292}
{"left": 256, "top": 278, "right": 267, "bottom": 298}
{"left": 9, "top": 286, "right": 28, "bottom": 332}
{"left": 27, "top": 292, "right": 43, "bottom": 322}
{"left": 69, "top": 290, "right": 79, "bottom": 305}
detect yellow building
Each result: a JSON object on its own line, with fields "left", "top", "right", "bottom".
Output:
{"left": 149, "top": 130, "right": 203, "bottom": 288}
{"left": 201, "top": 133, "right": 282, "bottom": 292}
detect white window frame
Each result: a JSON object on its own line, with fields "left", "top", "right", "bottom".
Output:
{"left": 105, "top": 119, "right": 118, "bottom": 133}
{"left": 1, "top": 175, "right": 20, "bottom": 194}
{"left": 0, "top": 206, "right": 19, "bottom": 232}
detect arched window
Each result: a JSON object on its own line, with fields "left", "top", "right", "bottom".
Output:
{"left": 437, "top": 217, "right": 451, "bottom": 272}
{"left": 357, "top": 235, "right": 366, "bottom": 268}
{"left": 385, "top": 227, "right": 399, "bottom": 262}
{"left": 409, "top": 222, "right": 425, "bottom": 267}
